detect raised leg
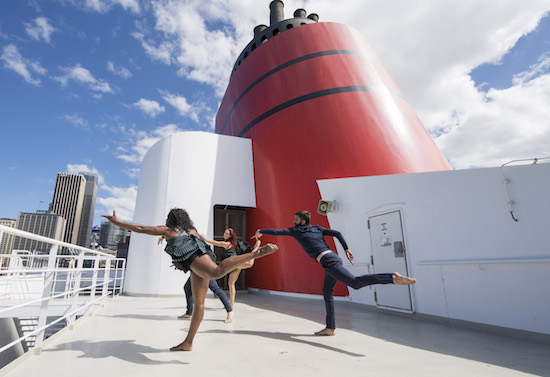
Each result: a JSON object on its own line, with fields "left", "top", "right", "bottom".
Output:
{"left": 190, "top": 243, "right": 277, "bottom": 280}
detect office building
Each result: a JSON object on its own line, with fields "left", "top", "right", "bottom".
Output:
{"left": 0, "top": 218, "right": 16, "bottom": 256}
{"left": 77, "top": 174, "right": 98, "bottom": 248}
{"left": 99, "top": 221, "right": 128, "bottom": 251}
{"left": 50, "top": 172, "right": 96, "bottom": 247}
{"left": 12, "top": 211, "right": 66, "bottom": 253}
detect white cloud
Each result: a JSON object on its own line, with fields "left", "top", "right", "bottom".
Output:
{"left": 107, "top": 60, "right": 132, "bottom": 79}
{"left": 133, "top": 98, "right": 165, "bottom": 117}
{"left": 116, "top": 124, "right": 183, "bottom": 166}
{"left": 1, "top": 44, "right": 46, "bottom": 85}
{"left": 66, "top": 163, "right": 105, "bottom": 185}
{"left": 134, "top": 0, "right": 265, "bottom": 95}
{"left": 161, "top": 91, "right": 200, "bottom": 121}
{"left": 97, "top": 184, "right": 138, "bottom": 221}
{"left": 53, "top": 63, "right": 114, "bottom": 94}
{"left": 60, "top": 114, "right": 88, "bottom": 129}
{"left": 436, "top": 69, "right": 550, "bottom": 168}
{"left": 25, "top": 17, "right": 56, "bottom": 43}
{"left": 512, "top": 52, "right": 550, "bottom": 85}
{"left": 69, "top": 0, "right": 140, "bottom": 14}
{"left": 132, "top": 31, "right": 173, "bottom": 65}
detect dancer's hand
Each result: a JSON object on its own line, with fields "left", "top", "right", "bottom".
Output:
{"left": 101, "top": 211, "right": 118, "bottom": 225}
{"left": 157, "top": 237, "right": 164, "bottom": 245}
{"left": 345, "top": 249, "right": 354, "bottom": 265}
{"left": 252, "top": 229, "right": 263, "bottom": 240}
{"left": 251, "top": 238, "right": 261, "bottom": 252}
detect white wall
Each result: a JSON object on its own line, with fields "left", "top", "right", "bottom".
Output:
{"left": 317, "top": 163, "right": 550, "bottom": 335}
{"left": 124, "top": 132, "right": 256, "bottom": 295}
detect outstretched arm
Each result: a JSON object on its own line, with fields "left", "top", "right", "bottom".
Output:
{"left": 102, "top": 211, "right": 171, "bottom": 237}
{"left": 253, "top": 228, "right": 292, "bottom": 239}
{"left": 321, "top": 227, "right": 354, "bottom": 264}
{"left": 199, "top": 234, "right": 231, "bottom": 249}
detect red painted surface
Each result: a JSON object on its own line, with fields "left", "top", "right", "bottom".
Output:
{"left": 216, "top": 22, "right": 451, "bottom": 296}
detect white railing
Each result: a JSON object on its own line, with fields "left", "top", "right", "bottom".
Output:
{"left": 0, "top": 225, "right": 126, "bottom": 355}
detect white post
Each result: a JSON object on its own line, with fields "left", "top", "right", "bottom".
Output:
{"left": 101, "top": 257, "right": 111, "bottom": 304}
{"left": 89, "top": 254, "right": 100, "bottom": 306}
{"left": 68, "top": 252, "right": 85, "bottom": 328}
{"left": 33, "top": 244, "right": 58, "bottom": 353}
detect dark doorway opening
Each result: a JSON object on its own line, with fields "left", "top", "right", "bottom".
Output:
{"left": 213, "top": 205, "right": 248, "bottom": 290}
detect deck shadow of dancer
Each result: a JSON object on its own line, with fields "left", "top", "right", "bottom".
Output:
{"left": 45, "top": 340, "right": 187, "bottom": 365}
{"left": 203, "top": 329, "right": 365, "bottom": 357}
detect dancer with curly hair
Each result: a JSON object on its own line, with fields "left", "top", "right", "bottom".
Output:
{"left": 102, "top": 208, "right": 277, "bottom": 351}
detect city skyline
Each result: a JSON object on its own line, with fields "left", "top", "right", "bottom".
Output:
{"left": 1, "top": 1, "right": 549, "bottom": 225}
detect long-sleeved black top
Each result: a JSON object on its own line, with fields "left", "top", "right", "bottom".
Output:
{"left": 260, "top": 225, "right": 349, "bottom": 261}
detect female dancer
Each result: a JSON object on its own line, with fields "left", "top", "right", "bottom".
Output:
{"left": 200, "top": 229, "right": 257, "bottom": 311}
{"left": 102, "top": 208, "right": 277, "bottom": 351}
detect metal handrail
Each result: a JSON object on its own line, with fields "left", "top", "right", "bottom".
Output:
{"left": 0, "top": 225, "right": 126, "bottom": 355}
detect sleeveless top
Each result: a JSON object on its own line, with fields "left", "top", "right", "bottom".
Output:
{"left": 164, "top": 228, "right": 213, "bottom": 266}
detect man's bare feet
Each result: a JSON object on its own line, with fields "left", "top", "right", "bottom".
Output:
{"left": 253, "top": 243, "right": 278, "bottom": 258}
{"left": 392, "top": 272, "right": 417, "bottom": 285}
{"left": 170, "top": 341, "right": 192, "bottom": 351}
{"left": 224, "top": 311, "right": 234, "bottom": 324}
{"left": 178, "top": 313, "right": 192, "bottom": 319}
{"left": 314, "top": 328, "right": 335, "bottom": 336}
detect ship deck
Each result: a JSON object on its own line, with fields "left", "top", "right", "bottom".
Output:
{"left": 1, "top": 292, "right": 549, "bottom": 377}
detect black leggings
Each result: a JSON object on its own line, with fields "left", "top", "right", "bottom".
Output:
{"left": 320, "top": 252, "right": 393, "bottom": 329}
{"left": 184, "top": 277, "right": 233, "bottom": 314}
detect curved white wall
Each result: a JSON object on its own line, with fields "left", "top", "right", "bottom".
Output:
{"left": 124, "top": 132, "right": 256, "bottom": 296}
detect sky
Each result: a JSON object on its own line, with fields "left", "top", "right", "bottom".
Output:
{"left": 1, "top": 0, "right": 549, "bottom": 227}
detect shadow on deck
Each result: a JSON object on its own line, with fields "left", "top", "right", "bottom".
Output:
{"left": 1, "top": 292, "right": 549, "bottom": 377}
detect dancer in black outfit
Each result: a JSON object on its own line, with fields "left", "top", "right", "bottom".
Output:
{"left": 253, "top": 210, "right": 416, "bottom": 336}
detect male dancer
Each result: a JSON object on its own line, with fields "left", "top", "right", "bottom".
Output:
{"left": 253, "top": 210, "right": 416, "bottom": 336}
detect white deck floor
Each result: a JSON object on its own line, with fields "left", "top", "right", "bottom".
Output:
{"left": 1, "top": 292, "right": 549, "bottom": 377}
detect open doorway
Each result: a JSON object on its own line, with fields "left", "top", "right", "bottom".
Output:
{"left": 213, "top": 205, "right": 248, "bottom": 290}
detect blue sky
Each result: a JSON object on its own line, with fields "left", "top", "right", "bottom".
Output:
{"left": 1, "top": 0, "right": 550, "bottom": 227}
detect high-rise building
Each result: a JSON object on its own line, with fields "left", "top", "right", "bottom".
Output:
{"left": 99, "top": 221, "right": 128, "bottom": 251}
{"left": 77, "top": 173, "right": 98, "bottom": 248}
{"left": 0, "top": 218, "right": 16, "bottom": 256}
{"left": 50, "top": 172, "right": 97, "bottom": 247}
{"left": 12, "top": 211, "right": 66, "bottom": 253}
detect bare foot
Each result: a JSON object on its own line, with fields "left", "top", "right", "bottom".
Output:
{"left": 178, "top": 313, "right": 192, "bottom": 319}
{"left": 224, "top": 311, "right": 234, "bottom": 324}
{"left": 314, "top": 328, "right": 335, "bottom": 336}
{"left": 170, "top": 341, "right": 192, "bottom": 351}
{"left": 392, "top": 272, "right": 417, "bottom": 285}
{"left": 253, "top": 243, "right": 278, "bottom": 258}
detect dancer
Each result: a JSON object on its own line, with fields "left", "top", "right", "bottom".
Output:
{"left": 158, "top": 235, "right": 235, "bottom": 324}
{"left": 179, "top": 277, "right": 234, "bottom": 323}
{"left": 253, "top": 210, "right": 416, "bottom": 336}
{"left": 200, "top": 230, "right": 258, "bottom": 309}
{"left": 102, "top": 208, "right": 277, "bottom": 351}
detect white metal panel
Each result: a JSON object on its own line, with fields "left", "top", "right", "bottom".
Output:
{"left": 318, "top": 163, "right": 550, "bottom": 335}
